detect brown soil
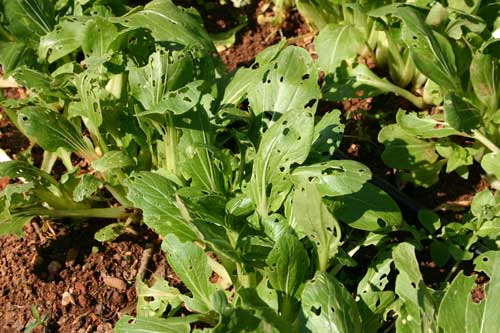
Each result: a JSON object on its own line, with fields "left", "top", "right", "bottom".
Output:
{"left": 0, "top": 221, "right": 167, "bottom": 332}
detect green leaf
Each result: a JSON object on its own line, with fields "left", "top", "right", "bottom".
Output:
{"left": 117, "top": 0, "right": 214, "bottom": 51}
{"left": 310, "top": 109, "right": 344, "bottom": 160}
{"left": 437, "top": 251, "right": 500, "bottom": 333}
{"left": 0, "top": 42, "right": 34, "bottom": 74}
{"left": 39, "top": 19, "right": 85, "bottom": 63}
{"left": 238, "top": 288, "right": 292, "bottom": 332}
{"left": 291, "top": 160, "right": 371, "bottom": 197}
{"left": 249, "top": 107, "right": 315, "bottom": 216}
{"left": 125, "top": 172, "right": 199, "bottom": 241}
{"left": 129, "top": 48, "right": 196, "bottom": 111}
{"left": 444, "top": 93, "right": 482, "bottom": 132}
{"left": 247, "top": 46, "right": 320, "bottom": 116}
{"left": 481, "top": 153, "right": 500, "bottom": 179}
{"left": 293, "top": 183, "right": 341, "bottom": 271}
{"left": 91, "top": 151, "right": 134, "bottom": 173}
{"left": 392, "top": 243, "right": 438, "bottom": 333}
{"left": 266, "top": 233, "right": 309, "bottom": 297}
{"left": 356, "top": 254, "right": 396, "bottom": 333}
{"left": 301, "top": 272, "right": 362, "bottom": 333}
{"left": 2, "top": 0, "right": 55, "bottom": 44}
{"left": 436, "top": 143, "right": 477, "bottom": 174}
{"left": 115, "top": 315, "right": 192, "bottom": 333}
{"left": 392, "top": 5, "right": 461, "bottom": 91}
{"left": 396, "top": 110, "right": 459, "bottom": 138}
{"left": 82, "top": 16, "right": 118, "bottom": 58}
{"left": 315, "top": 23, "right": 364, "bottom": 74}
{"left": 470, "top": 43, "right": 500, "bottom": 112}
{"left": 17, "top": 107, "right": 94, "bottom": 157}
{"left": 73, "top": 174, "right": 102, "bottom": 202}
{"left": 378, "top": 124, "right": 439, "bottom": 169}
{"left": 161, "top": 234, "right": 219, "bottom": 313}
{"left": 335, "top": 183, "right": 402, "bottom": 232}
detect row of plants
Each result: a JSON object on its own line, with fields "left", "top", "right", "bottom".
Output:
{"left": 0, "top": 0, "right": 498, "bottom": 332}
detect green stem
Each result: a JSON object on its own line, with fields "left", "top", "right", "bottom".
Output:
{"left": 24, "top": 207, "right": 131, "bottom": 219}
{"left": 472, "top": 130, "right": 500, "bottom": 154}
{"left": 358, "top": 77, "right": 426, "bottom": 109}
{"left": 40, "top": 151, "right": 58, "bottom": 174}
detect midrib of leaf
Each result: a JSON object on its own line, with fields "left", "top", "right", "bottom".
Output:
{"left": 259, "top": 135, "right": 280, "bottom": 216}
{"left": 19, "top": 0, "right": 52, "bottom": 33}
{"left": 142, "top": 9, "right": 180, "bottom": 26}
{"left": 328, "top": 25, "right": 350, "bottom": 72}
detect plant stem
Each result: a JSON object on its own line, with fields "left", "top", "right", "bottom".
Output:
{"left": 358, "top": 76, "right": 426, "bottom": 109}
{"left": 25, "top": 207, "right": 132, "bottom": 219}
{"left": 40, "top": 151, "right": 57, "bottom": 174}
{"left": 105, "top": 185, "right": 133, "bottom": 207}
{"left": 472, "top": 130, "right": 500, "bottom": 154}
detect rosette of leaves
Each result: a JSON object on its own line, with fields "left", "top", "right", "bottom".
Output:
{"left": 117, "top": 43, "right": 407, "bottom": 332}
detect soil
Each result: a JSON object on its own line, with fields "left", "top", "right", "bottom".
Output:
{"left": 0, "top": 0, "right": 492, "bottom": 331}
{"left": 0, "top": 220, "right": 170, "bottom": 332}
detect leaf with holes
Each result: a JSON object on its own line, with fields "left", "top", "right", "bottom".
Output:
{"left": 437, "top": 251, "right": 500, "bottom": 333}
{"left": 301, "top": 271, "right": 363, "bottom": 333}
{"left": 248, "top": 107, "right": 315, "bottom": 216}
{"left": 393, "top": 243, "right": 439, "bottom": 333}
{"left": 247, "top": 46, "right": 321, "bottom": 116}
{"left": 291, "top": 160, "right": 371, "bottom": 197}
{"left": 161, "top": 233, "right": 220, "bottom": 313}
{"left": 293, "top": 183, "right": 341, "bottom": 271}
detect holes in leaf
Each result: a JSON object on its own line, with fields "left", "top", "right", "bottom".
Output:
{"left": 375, "top": 298, "right": 381, "bottom": 307}
{"left": 279, "top": 76, "right": 284, "bottom": 83}
{"left": 411, "top": 282, "right": 416, "bottom": 289}
{"left": 21, "top": 116, "right": 28, "bottom": 122}
{"left": 483, "top": 257, "right": 488, "bottom": 262}
{"left": 330, "top": 307, "right": 335, "bottom": 313}
{"left": 377, "top": 218, "right": 387, "bottom": 228}
{"left": 311, "top": 306, "right": 321, "bottom": 316}
{"left": 326, "top": 227, "right": 332, "bottom": 233}
{"left": 297, "top": 136, "right": 301, "bottom": 141}
{"left": 321, "top": 167, "right": 344, "bottom": 176}
{"left": 262, "top": 70, "right": 270, "bottom": 84}
{"left": 282, "top": 127, "right": 290, "bottom": 136}
{"left": 279, "top": 166, "right": 285, "bottom": 172}
{"left": 302, "top": 74, "right": 310, "bottom": 80}
{"left": 183, "top": 96, "right": 192, "bottom": 103}
{"left": 304, "top": 99, "right": 316, "bottom": 108}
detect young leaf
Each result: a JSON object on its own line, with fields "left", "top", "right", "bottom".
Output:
{"left": 266, "top": 232, "right": 309, "bottom": 297}
{"left": 293, "top": 183, "right": 341, "bottom": 271}
{"left": 301, "top": 272, "right": 363, "bottom": 333}
{"left": 249, "top": 107, "right": 315, "bottom": 216}
{"left": 161, "top": 234, "right": 219, "bottom": 313}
